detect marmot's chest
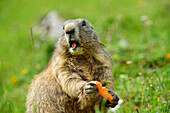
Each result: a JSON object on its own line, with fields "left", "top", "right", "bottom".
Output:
{"left": 66, "top": 57, "right": 102, "bottom": 80}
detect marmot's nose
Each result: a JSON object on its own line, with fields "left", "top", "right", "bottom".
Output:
{"left": 66, "top": 29, "right": 75, "bottom": 35}
{"left": 64, "top": 22, "right": 77, "bottom": 36}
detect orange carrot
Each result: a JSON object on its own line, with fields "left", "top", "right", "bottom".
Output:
{"left": 93, "top": 81, "right": 118, "bottom": 104}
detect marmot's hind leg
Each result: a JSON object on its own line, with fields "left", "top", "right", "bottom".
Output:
{"left": 26, "top": 74, "right": 65, "bottom": 113}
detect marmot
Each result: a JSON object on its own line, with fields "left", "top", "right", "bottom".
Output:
{"left": 26, "top": 19, "right": 119, "bottom": 113}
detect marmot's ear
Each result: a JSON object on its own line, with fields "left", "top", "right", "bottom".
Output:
{"left": 93, "top": 35, "right": 97, "bottom": 40}
{"left": 82, "top": 20, "right": 86, "bottom": 26}
{"left": 93, "top": 33, "right": 98, "bottom": 41}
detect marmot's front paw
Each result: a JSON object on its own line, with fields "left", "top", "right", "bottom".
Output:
{"left": 84, "top": 81, "right": 98, "bottom": 96}
{"left": 106, "top": 95, "right": 119, "bottom": 108}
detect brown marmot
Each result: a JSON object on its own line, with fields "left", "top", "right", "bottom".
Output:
{"left": 26, "top": 19, "right": 119, "bottom": 113}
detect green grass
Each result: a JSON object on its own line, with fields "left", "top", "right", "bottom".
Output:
{"left": 0, "top": 0, "right": 169, "bottom": 112}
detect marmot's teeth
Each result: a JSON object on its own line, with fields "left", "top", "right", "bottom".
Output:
{"left": 71, "top": 38, "right": 75, "bottom": 41}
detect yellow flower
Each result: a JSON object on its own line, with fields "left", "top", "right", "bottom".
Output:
{"left": 21, "top": 68, "right": 28, "bottom": 75}
{"left": 11, "top": 76, "right": 18, "bottom": 84}
{"left": 166, "top": 53, "right": 170, "bottom": 60}
{"left": 157, "top": 98, "right": 160, "bottom": 102}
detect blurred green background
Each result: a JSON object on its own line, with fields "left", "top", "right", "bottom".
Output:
{"left": 0, "top": 0, "right": 169, "bottom": 112}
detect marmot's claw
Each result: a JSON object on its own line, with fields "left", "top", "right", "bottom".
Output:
{"left": 84, "top": 82, "right": 98, "bottom": 96}
{"left": 106, "top": 95, "right": 119, "bottom": 108}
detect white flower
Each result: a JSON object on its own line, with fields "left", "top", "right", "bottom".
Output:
{"left": 144, "top": 20, "right": 152, "bottom": 26}
{"left": 126, "top": 61, "right": 133, "bottom": 64}
{"left": 119, "top": 39, "right": 128, "bottom": 48}
{"left": 120, "top": 74, "right": 128, "bottom": 79}
{"left": 140, "top": 15, "right": 148, "bottom": 21}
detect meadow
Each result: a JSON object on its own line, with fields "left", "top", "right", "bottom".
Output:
{"left": 0, "top": 0, "right": 169, "bottom": 112}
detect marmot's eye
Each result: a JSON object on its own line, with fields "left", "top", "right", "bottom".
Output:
{"left": 82, "top": 20, "right": 86, "bottom": 26}
{"left": 63, "top": 26, "right": 65, "bottom": 30}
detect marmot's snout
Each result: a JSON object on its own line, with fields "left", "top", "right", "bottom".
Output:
{"left": 64, "top": 22, "right": 80, "bottom": 52}
{"left": 64, "top": 20, "right": 84, "bottom": 55}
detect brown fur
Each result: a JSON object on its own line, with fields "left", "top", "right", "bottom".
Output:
{"left": 26, "top": 19, "right": 115, "bottom": 113}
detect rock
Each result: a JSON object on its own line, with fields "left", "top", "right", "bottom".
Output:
{"left": 34, "top": 11, "right": 64, "bottom": 41}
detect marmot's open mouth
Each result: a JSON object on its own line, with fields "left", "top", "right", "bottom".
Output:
{"left": 70, "top": 38, "right": 79, "bottom": 49}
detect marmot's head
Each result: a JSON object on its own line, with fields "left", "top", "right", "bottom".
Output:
{"left": 59, "top": 19, "right": 100, "bottom": 55}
